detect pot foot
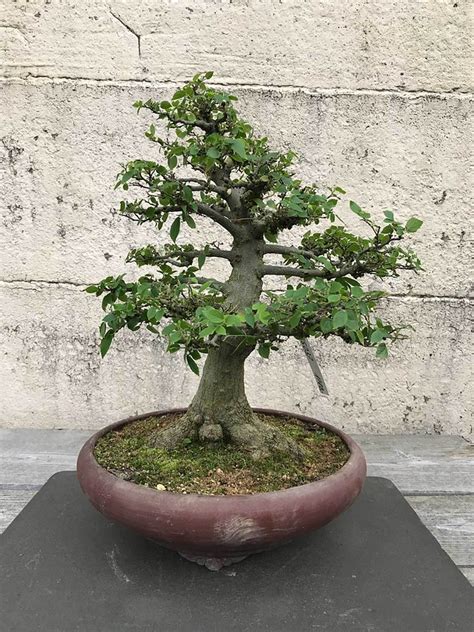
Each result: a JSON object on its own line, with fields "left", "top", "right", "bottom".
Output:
{"left": 178, "top": 551, "right": 249, "bottom": 571}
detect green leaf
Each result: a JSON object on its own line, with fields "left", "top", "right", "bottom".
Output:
{"left": 316, "top": 256, "right": 335, "bottom": 272}
{"left": 186, "top": 355, "right": 200, "bottom": 375}
{"left": 370, "top": 328, "right": 387, "bottom": 344}
{"left": 147, "top": 307, "right": 164, "bottom": 322}
{"left": 230, "top": 138, "right": 247, "bottom": 159}
{"left": 289, "top": 312, "right": 302, "bottom": 328}
{"left": 349, "top": 201, "right": 361, "bottom": 212}
{"left": 145, "top": 123, "right": 155, "bottom": 139}
{"left": 350, "top": 201, "right": 370, "bottom": 219}
{"left": 376, "top": 342, "right": 388, "bottom": 359}
{"left": 203, "top": 307, "right": 224, "bottom": 324}
{"left": 257, "top": 343, "right": 270, "bottom": 359}
{"left": 170, "top": 217, "right": 181, "bottom": 242}
{"left": 320, "top": 318, "right": 333, "bottom": 334}
{"left": 199, "top": 326, "right": 216, "bottom": 338}
{"left": 167, "top": 154, "right": 178, "bottom": 169}
{"left": 327, "top": 293, "right": 341, "bottom": 303}
{"left": 101, "top": 293, "right": 115, "bottom": 310}
{"left": 254, "top": 303, "right": 270, "bottom": 324}
{"left": 197, "top": 252, "right": 206, "bottom": 269}
{"left": 244, "top": 310, "right": 255, "bottom": 328}
{"left": 206, "top": 147, "right": 220, "bottom": 159}
{"left": 100, "top": 331, "right": 114, "bottom": 358}
{"left": 85, "top": 285, "right": 98, "bottom": 294}
{"left": 225, "top": 314, "right": 244, "bottom": 327}
{"left": 346, "top": 318, "right": 360, "bottom": 332}
{"left": 183, "top": 213, "right": 196, "bottom": 229}
{"left": 355, "top": 330, "right": 365, "bottom": 345}
{"left": 333, "top": 310, "right": 348, "bottom": 328}
{"left": 351, "top": 285, "right": 365, "bottom": 298}
{"left": 264, "top": 232, "right": 278, "bottom": 243}
{"left": 405, "top": 217, "right": 423, "bottom": 233}
{"left": 384, "top": 210, "right": 394, "bottom": 222}
{"left": 127, "top": 315, "right": 142, "bottom": 331}
{"left": 329, "top": 281, "right": 343, "bottom": 294}
{"left": 182, "top": 186, "right": 193, "bottom": 204}
{"left": 168, "top": 331, "right": 182, "bottom": 345}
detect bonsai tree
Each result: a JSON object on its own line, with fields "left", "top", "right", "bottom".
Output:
{"left": 87, "top": 72, "right": 422, "bottom": 459}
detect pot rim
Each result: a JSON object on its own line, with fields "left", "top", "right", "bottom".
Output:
{"left": 78, "top": 407, "right": 366, "bottom": 501}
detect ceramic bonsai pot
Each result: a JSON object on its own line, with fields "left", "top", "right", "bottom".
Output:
{"left": 77, "top": 408, "right": 367, "bottom": 570}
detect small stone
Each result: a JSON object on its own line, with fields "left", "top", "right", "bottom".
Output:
{"left": 155, "top": 484, "right": 166, "bottom": 491}
{"left": 216, "top": 468, "right": 224, "bottom": 475}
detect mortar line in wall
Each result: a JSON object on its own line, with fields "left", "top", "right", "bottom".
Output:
{"left": 0, "top": 279, "right": 472, "bottom": 302}
{"left": 0, "top": 76, "right": 472, "bottom": 100}
{"left": 389, "top": 293, "right": 473, "bottom": 301}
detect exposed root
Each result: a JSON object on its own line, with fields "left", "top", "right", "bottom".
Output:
{"left": 151, "top": 410, "right": 307, "bottom": 461}
{"left": 226, "top": 416, "right": 307, "bottom": 460}
{"left": 150, "top": 415, "right": 195, "bottom": 450}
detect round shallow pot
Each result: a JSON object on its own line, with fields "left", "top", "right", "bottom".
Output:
{"left": 77, "top": 408, "right": 367, "bottom": 570}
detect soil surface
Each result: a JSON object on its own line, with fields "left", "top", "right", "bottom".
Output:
{"left": 94, "top": 413, "right": 350, "bottom": 495}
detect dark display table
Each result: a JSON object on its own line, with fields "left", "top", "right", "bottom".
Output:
{"left": 1, "top": 473, "right": 472, "bottom": 631}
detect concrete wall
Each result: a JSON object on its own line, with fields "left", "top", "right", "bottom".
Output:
{"left": 1, "top": 0, "right": 472, "bottom": 435}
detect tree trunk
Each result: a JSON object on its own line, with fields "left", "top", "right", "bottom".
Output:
{"left": 154, "top": 339, "right": 304, "bottom": 459}
{"left": 187, "top": 342, "right": 255, "bottom": 442}
{"left": 152, "top": 232, "right": 305, "bottom": 459}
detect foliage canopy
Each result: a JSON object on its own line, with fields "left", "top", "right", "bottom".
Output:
{"left": 87, "top": 72, "right": 423, "bottom": 373}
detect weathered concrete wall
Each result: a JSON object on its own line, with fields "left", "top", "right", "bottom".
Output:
{"left": 1, "top": 1, "right": 472, "bottom": 434}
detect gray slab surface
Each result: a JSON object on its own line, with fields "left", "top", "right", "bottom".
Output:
{"left": 1, "top": 472, "right": 472, "bottom": 632}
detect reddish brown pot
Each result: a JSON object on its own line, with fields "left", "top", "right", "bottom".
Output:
{"left": 77, "top": 408, "right": 367, "bottom": 570}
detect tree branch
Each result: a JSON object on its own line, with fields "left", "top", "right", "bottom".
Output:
{"left": 262, "top": 263, "right": 369, "bottom": 280}
{"left": 263, "top": 244, "right": 315, "bottom": 258}
{"left": 188, "top": 248, "right": 233, "bottom": 261}
{"left": 172, "top": 177, "right": 235, "bottom": 219}
{"left": 148, "top": 249, "right": 233, "bottom": 267}
{"left": 171, "top": 118, "right": 215, "bottom": 133}
{"left": 122, "top": 198, "right": 237, "bottom": 233}
{"left": 194, "top": 277, "right": 227, "bottom": 291}
{"left": 173, "top": 177, "right": 228, "bottom": 197}
{"left": 196, "top": 202, "right": 240, "bottom": 236}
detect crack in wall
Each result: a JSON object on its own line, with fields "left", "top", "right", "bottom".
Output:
{"left": 0, "top": 76, "right": 471, "bottom": 100}
{"left": 109, "top": 9, "right": 141, "bottom": 59}
{"left": 0, "top": 279, "right": 87, "bottom": 288}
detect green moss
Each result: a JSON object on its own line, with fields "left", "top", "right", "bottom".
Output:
{"left": 94, "top": 413, "right": 350, "bottom": 495}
